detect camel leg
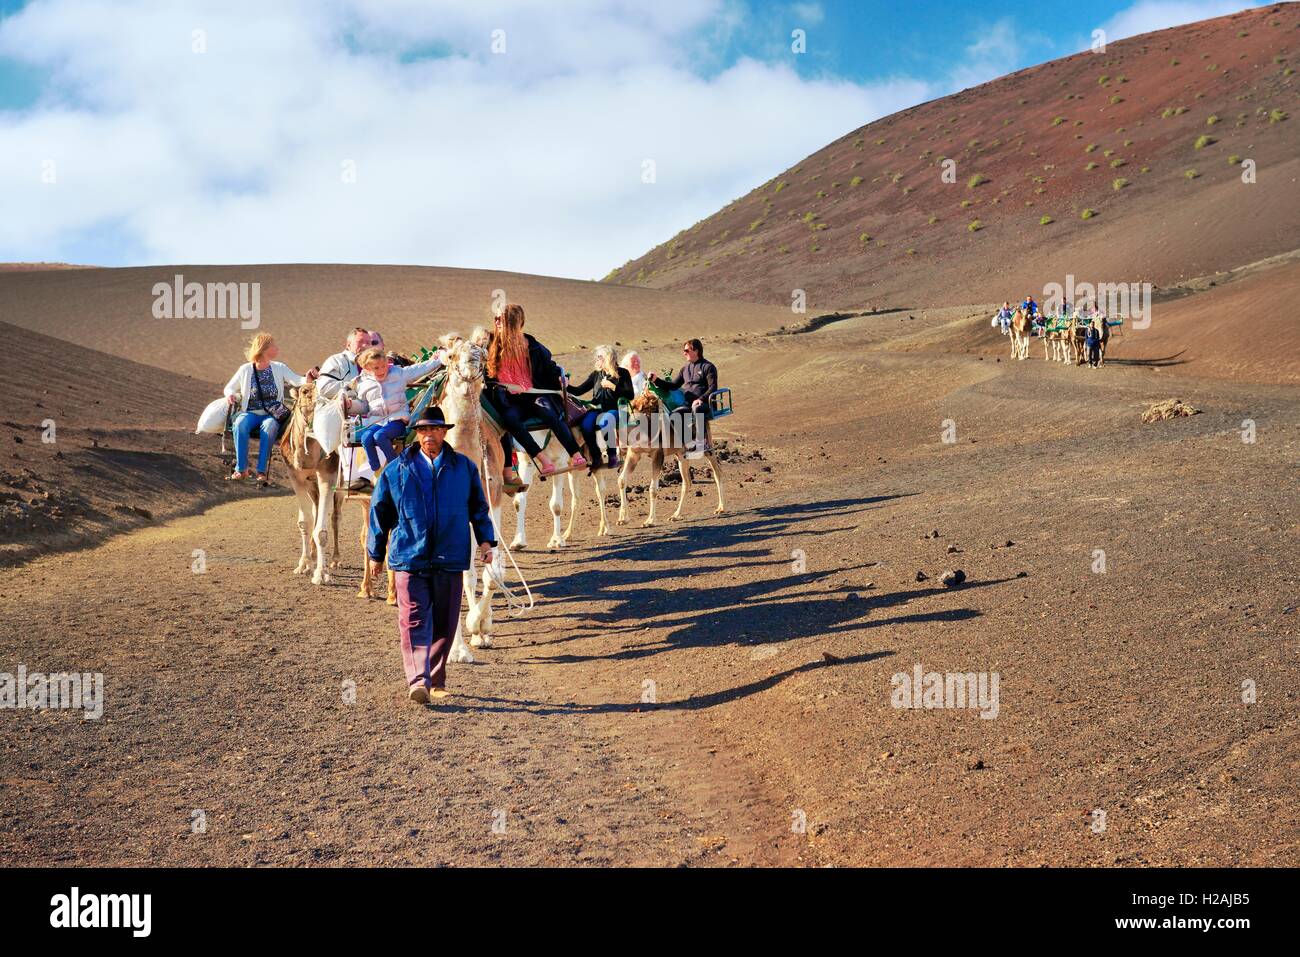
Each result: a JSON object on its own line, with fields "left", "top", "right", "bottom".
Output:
{"left": 310, "top": 471, "right": 332, "bottom": 585}
{"left": 511, "top": 455, "right": 532, "bottom": 550}
{"left": 617, "top": 450, "right": 641, "bottom": 526}
{"left": 466, "top": 506, "right": 501, "bottom": 648}
{"left": 706, "top": 453, "right": 725, "bottom": 514}
{"left": 465, "top": 426, "right": 504, "bottom": 649}
{"left": 356, "top": 508, "right": 372, "bottom": 599}
{"left": 594, "top": 471, "right": 610, "bottom": 537}
{"left": 671, "top": 454, "right": 692, "bottom": 521}
{"left": 291, "top": 479, "right": 315, "bottom": 575}
{"left": 643, "top": 451, "right": 663, "bottom": 527}
{"left": 329, "top": 489, "right": 343, "bottom": 568}
{"left": 563, "top": 471, "right": 578, "bottom": 542}
{"left": 546, "top": 472, "right": 565, "bottom": 549}
{"left": 450, "top": 554, "right": 476, "bottom": 664}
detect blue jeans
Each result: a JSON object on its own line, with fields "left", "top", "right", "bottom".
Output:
{"left": 233, "top": 410, "right": 280, "bottom": 474}
{"left": 359, "top": 420, "right": 407, "bottom": 472}
{"left": 578, "top": 409, "right": 618, "bottom": 466}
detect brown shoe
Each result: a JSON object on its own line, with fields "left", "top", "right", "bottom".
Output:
{"left": 408, "top": 686, "right": 430, "bottom": 705}
{"left": 429, "top": 688, "right": 452, "bottom": 700}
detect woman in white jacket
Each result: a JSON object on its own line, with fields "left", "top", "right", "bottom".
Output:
{"left": 223, "top": 333, "right": 307, "bottom": 483}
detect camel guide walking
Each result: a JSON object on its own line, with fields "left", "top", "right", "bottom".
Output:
{"left": 366, "top": 407, "right": 496, "bottom": 704}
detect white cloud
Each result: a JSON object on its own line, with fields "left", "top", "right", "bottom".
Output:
{"left": 0, "top": 0, "right": 935, "bottom": 277}
{"left": 790, "top": 3, "right": 825, "bottom": 26}
{"left": 1099, "top": 0, "right": 1262, "bottom": 43}
{"left": 948, "top": 19, "right": 1030, "bottom": 92}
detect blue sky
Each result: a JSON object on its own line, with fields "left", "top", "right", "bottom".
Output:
{"left": 0, "top": 0, "right": 1261, "bottom": 275}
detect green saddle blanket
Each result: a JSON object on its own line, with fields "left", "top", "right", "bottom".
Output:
{"left": 403, "top": 367, "right": 552, "bottom": 443}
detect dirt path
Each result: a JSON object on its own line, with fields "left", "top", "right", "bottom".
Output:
{"left": 0, "top": 488, "right": 825, "bottom": 866}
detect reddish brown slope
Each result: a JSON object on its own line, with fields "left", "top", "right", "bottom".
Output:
{"left": 606, "top": 4, "right": 1300, "bottom": 311}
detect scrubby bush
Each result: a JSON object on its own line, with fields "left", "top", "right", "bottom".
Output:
{"left": 1039, "top": 215, "right": 1054, "bottom": 225}
{"left": 1112, "top": 177, "right": 1129, "bottom": 190}
{"left": 1081, "top": 208, "right": 1096, "bottom": 219}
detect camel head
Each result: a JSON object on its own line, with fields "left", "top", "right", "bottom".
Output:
{"left": 281, "top": 379, "right": 320, "bottom": 467}
{"left": 630, "top": 392, "right": 661, "bottom": 414}
{"left": 444, "top": 336, "right": 486, "bottom": 387}
{"left": 288, "top": 379, "right": 319, "bottom": 418}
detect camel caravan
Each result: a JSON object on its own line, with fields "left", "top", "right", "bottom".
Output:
{"left": 992, "top": 294, "right": 1124, "bottom": 367}
{"left": 197, "top": 310, "right": 731, "bottom": 663}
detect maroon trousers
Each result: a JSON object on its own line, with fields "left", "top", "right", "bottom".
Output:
{"left": 394, "top": 570, "right": 464, "bottom": 690}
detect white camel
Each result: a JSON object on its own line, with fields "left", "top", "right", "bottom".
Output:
{"left": 510, "top": 440, "right": 580, "bottom": 550}
{"left": 425, "top": 335, "right": 499, "bottom": 665}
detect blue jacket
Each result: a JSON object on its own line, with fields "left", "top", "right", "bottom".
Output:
{"left": 366, "top": 444, "right": 496, "bottom": 573}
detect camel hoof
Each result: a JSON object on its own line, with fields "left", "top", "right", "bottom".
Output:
{"left": 510, "top": 539, "right": 527, "bottom": 551}
{"left": 642, "top": 519, "right": 655, "bottom": 528}
{"left": 547, "top": 538, "right": 564, "bottom": 549}
{"left": 450, "top": 647, "right": 475, "bottom": 665}
{"left": 355, "top": 589, "right": 371, "bottom": 600}
{"left": 386, "top": 595, "right": 397, "bottom": 607}
{"left": 469, "top": 635, "right": 484, "bottom": 648}
{"left": 715, "top": 506, "right": 725, "bottom": 514}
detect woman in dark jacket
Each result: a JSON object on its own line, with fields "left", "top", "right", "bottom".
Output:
{"left": 568, "top": 344, "right": 632, "bottom": 470}
{"left": 485, "top": 303, "right": 586, "bottom": 480}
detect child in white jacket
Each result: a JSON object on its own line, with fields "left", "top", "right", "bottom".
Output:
{"left": 354, "top": 347, "right": 444, "bottom": 472}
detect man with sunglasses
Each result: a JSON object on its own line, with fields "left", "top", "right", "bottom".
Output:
{"left": 648, "top": 338, "right": 718, "bottom": 457}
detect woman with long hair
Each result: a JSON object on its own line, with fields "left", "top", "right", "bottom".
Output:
{"left": 486, "top": 303, "right": 586, "bottom": 479}
{"left": 568, "top": 344, "right": 632, "bottom": 471}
